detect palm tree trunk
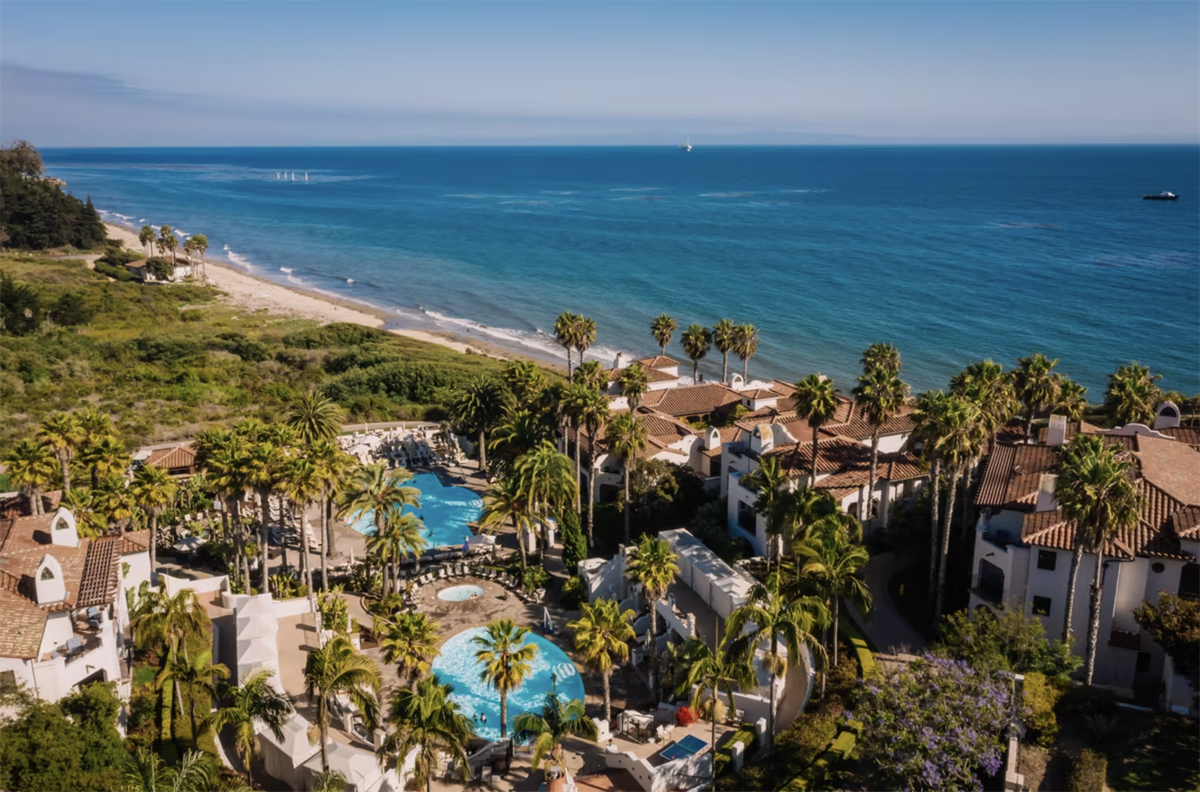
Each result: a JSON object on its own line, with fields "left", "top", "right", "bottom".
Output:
{"left": 514, "top": 516, "right": 528, "bottom": 572}
{"left": 325, "top": 493, "right": 338, "bottom": 556}
{"left": 648, "top": 602, "right": 658, "bottom": 702}
{"left": 960, "top": 462, "right": 976, "bottom": 545}
{"left": 149, "top": 512, "right": 158, "bottom": 584}
{"left": 768, "top": 645, "right": 778, "bottom": 755}
{"left": 927, "top": 459, "right": 941, "bottom": 598}
{"left": 623, "top": 464, "right": 631, "bottom": 544}
{"left": 933, "top": 469, "right": 960, "bottom": 625}
{"left": 478, "top": 429, "right": 487, "bottom": 475}
{"left": 832, "top": 597, "right": 840, "bottom": 668}
{"left": 603, "top": 669, "right": 612, "bottom": 724}
{"left": 1024, "top": 409, "right": 1034, "bottom": 443}
{"left": 1084, "top": 549, "right": 1105, "bottom": 685}
{"left": 693, "top": 359, "right": 699, "bottom": 384}
{"left": 865, "top": 432, "right": 880, "bottom": 527}
{"left": 320, "top": 495, "right": 330, "bottom": 592}
{"left": 742, "top": 357, "right": 748, "bottom": 380}
{"left": 319, "top": 699, "right": 329, "bottom": 772}
{"left": 60, "top": 458, "right": 71, "bottom": 494}
{"left": 819, "top": 622, "right": 828, "bottom": 701}
{"left": 587, "top": 454, "right": 598, "bottom": 548}
{"left": 1062, "top": 536, "right": 1085, "bottom": 642}
{"left": 810, "top": 425, "right": 821, "bottom": 485}
{"left": 574, "top": 424, "right": 582, "bottom": 511}
{"left": 500, "top": 691, "right": 508, "bottom": 739}
{"left": 259, "top": 490, "right": 272, "bottom": 593}
{"left": 721, "top": 353, "right": 728, "bottom": 383}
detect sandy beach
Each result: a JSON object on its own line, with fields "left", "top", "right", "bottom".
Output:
{"left": 102, "top": 222, "right": 548, "bottom": 366}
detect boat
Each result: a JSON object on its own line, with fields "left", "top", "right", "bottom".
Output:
{"left": 679, "top": 136, "right": 692, "bottom": 152}
{"left": 1143, "top": 191, "right": 1177, "bottom": 200}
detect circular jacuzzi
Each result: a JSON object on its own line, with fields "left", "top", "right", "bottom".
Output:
{"left": 438, "top": 584, "right": 485, "bottom": 602}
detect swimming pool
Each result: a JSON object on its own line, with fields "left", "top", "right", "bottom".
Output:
{"left": 438, "top": 584, "right": 485, "bottom": 602}
{"left": 348, "top": 472, "right": 483, "bottom": 549}
{"left": 429, "top": 626, "right": 585, "bottom": 742}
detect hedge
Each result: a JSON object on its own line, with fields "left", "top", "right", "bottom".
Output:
{"left": 838, "top": 613, "right": 877, "bottom": 680}
{"left": 1068, "top": 749, "right": 1107, "bottom": 792}
{"left": 714, "top": 723, "right": 757, "bottom": 777}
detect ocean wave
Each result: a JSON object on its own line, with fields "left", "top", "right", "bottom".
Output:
{"left": 613, "top": 195, "right": 664, "bottom": 201}
{"left": 421, "top": 309, "right": 622, "bottom": 365}
{"left": 224, "top": 248, "right": 254, "bottom": 270}
{"left": 779, "top": 189, "right": 825, "bottom": 193}
{"left": 540, "top": 190, "right": 580, "bottom": 195}
{"left": 445, "top": 194, "right": 491, "bottom": 199}
{"left": 609, "top": 187, "right": 660, "bottom": 192}
{"left": 701, "top": 192, "right": 757, "bottom": 198}
{"left": 280, "top": 267, "right": 294, "bottom": 274}
{"left": 498, "top": 200, "right": 552, "bottom": 206}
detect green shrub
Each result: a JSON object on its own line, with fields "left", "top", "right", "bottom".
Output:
{"left": 284, "top": 323, "right": 386, "bottom": 349}
{"left": 560, "top": 509, "right": 588, "bottom": 571}
{"left": 1023, "top": 671, "right": 1062, "bottom": 748}
{"left": 521, "top": 566, "right": 549, "bottom": 591}
{"left": 94, "top": 260, "right": 139, "bottom": 282}
{"left": 713, "top": 724, "right": 757, "bottom": 777}
{"left": 839, "top": 614, "right": 876, "bottom": 679}
{"left": 1067, "top": 748, "right": 1107, "bottom": 792}
{"left": 561, "top": 576, "right": 587, "bottom": 609}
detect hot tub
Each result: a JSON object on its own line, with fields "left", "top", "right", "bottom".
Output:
{"left": 438, "top": 584, "right": 485, "bottom": 602}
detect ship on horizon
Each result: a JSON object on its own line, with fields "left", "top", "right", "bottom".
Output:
{"left": 679, "top": 136, "right": 692, "bottom": 152}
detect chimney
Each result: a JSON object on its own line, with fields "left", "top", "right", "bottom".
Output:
{"left": 1046, "top": 414, "right": 1067, "bottom": 447}
{"left": 614, "top": 352, "right": 624, "bottom": 370}
{"left": 1035, "top": 473, "right": 1058, "bottom": 513}
{"left": 707, "top": 426, "right": 721, "bottom": 451}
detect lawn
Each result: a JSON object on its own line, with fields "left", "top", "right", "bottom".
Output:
{"left": 1111, "top": 712, "right": 1199, "bottom": 791}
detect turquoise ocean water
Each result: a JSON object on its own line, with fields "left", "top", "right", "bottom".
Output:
{"left": 42, "top": 146, "right": 1199, "bottom": 394}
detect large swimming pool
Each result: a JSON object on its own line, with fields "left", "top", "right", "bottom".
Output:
{"left": 348, "top": 472, "right": 483, "bottom": 549}
{"left": 430, "top": 626, "right": 585, "bottom": 742}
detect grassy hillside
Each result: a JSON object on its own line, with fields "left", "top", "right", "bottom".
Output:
{"left": 0, "top": 252, "right": 518, "bottom": 449}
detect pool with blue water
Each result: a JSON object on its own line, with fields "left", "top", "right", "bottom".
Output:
{"left": 348, "top": 472, "right": 482, "bottom": 549}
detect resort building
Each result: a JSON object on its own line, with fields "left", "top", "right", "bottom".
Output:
{"left": 968, "top": 406, "right": 1199, "bottom": 706}
{"left": 0, "top": 507, "right": 151, "bottom": 703}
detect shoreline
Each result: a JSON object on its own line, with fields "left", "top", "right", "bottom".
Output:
{"left": 102, "top": 222, "right": 567, "bottom": 372}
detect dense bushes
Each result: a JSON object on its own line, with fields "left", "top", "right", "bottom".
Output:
{"left": 0, "top": 141, "right": 107, "bottom": 251}
{"left": 283, "top": 322, "right": 387, "bottom": 348}
{"left": 560, "top": 509, "right": 588, "bottom": 571}
{"left": 1067, "top": 749, "right": 1107, "bottom": 792}
{"left": 1023, "top": 671, "right": 1063, "bottom": 749}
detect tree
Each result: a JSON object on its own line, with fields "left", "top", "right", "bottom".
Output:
{"left": 853, "top": 655, "right": 1015, "bottom": 792}
{"left": 278, "top": 456, "right": 325, "bottom": 609}
{"left": 79, "top": 434, "right": 130, "bottom": 491}
{"left": 337, "top": 463, "right": 420, "bottom": 595}
{"left": 650, "top": 314, "right": 678, "bottom": 356}
{"left": 0, "top": 272, "right": 43, "bottom": 335}
{"left": 199, "top": 431, "right": 253, "bottom": 591}
{"left": 792, "top": 374, "right": 839, "bottom": 484}
{"left": 1134, "top": 592, "right": 1199, "bottom": 686}
{"left": 617, "top": 363, "right": 649, "bottom": 410}
{"left": 308, "top": 440, "right": 354, "bottom": 587}
{"left": 158, "top": 225, "right": 179, "bottom": 265}
{"left": 311, "top": 770, "right": 348, "bottom": 792}
{"left": 554, "top": 311, "right": 581, "bottom": 378}
{"left": 852, "top": 361, "right": 910, "bottom": 523}
{"left": 933, "top": 606, "right": 1081, "bottom": 686}
{"left": 712, "top": 318, "right": 737, "bottom": 383}
{"left": 122, "top": 747, "right": 222, "bottom": 792}
{"left": 156, "top": 650, "right": 229, "bottom": 743}
{"left": 513, "top": 440, "right": 578, "bottom": 553}
{"left": 94, "top": 474, "right": 135, "bottom": 531}
{"left": 184, "top": 234, "right": 208, "bottom": 281}
{"left": 563, "top": 382, "right": 593, "bottom": 508}
{"left": 1054, "top": 434, "right": 1140, "bottom": 683}
{"left": 4, "top": 439, "right": 55, "bottom": 515}
{"left": 489, "top": 408, "right": 555, "bottom": 478}
{"left": 0, "top": 139, "right": 44, "bottom": 177}
{"left": 504, "top": 360, "right": 548, "bottom": 404}
{"left": 732, "top": 323, "right": 759, "bottom": 380}
{"left": 861, "top": 342, "right": 902, "bottom": 375}
{"left": 379, "top": 675, "right": 474, "bottom": 792}
{"left": 1104, "top": 362, "right": 1163, "bottom": 426}
{"left": 742, "top": 454, "right": 789, "bottom": 570}
{"left": 245, "top": 439, "right": 286, "bottom": 591}
{"left": 577, "top": 388, "right": 612, "bottom": 546}
{"left": 285, "top": 390, "right": 346, "bottom": 445}
{"left": 378, "top": 611, "right": 441, "bottom": 690}
{"left": 303, "top": 636, "right": 382, "bottom": 773}
{"left": 138, "top": 225, "right": 156, "bottom": 259}
{"left": 913, "top": 390, "right": 951, "bottom": 596}
{"left": 797, "top": 512, "right": 870, "bottom": 669}
{"left": 569, "top": 599, "right": 635, "bottom": 723}
{"left": 370, "top": 508, "right": 427, "bottom": 595}
{"left": 573, "top": 359, "right": 607, "bottom": 392}
{"left": 37, "top": 412, "right": 84, "bottom": 494}
{"left": 626, "top": 535, "right": 680, "bottom": 700}
{"left": 727, "top": 573, "right": 826, "bottom": 756}
{"left": 560, "top": 509, "right": 588, "bottom": 570}
{"left": 479, "top": 475, "right": 536, "bottom": 572}
{"left": 1054, "top": 376, "right": 1088, "bottom": 421}
{"left": 951, "top": 360, "right": 1019, "bottom": 531}
{"left": 574, "top": 315, "right": 597, "bottom": 371}
{"left": 680, "top": 323, "right": 712, "bottom": 382}
{"left": 448, "top": 378, "right": 511, "bottom": 474}
{"left": 472, "top": 618, "right": 538, "bottom": 739}
{"left": 606, "top": 413, "right": 648, "bottom": 543}
{"left": 1013, "top": 353, "right": 1060, "bottom": 440}
{"left": 678, "top": 635, "right": 757, "bottom": 788}
{"left": 130, "top": 463, "right": 177, "bottom": 584}
{"left": 202, "top": 669, "right": 292, "bottom": 787}
{"left": 932, "top": 396, "right": 986, "bottom": 624}
{"left": 513, "top": 690, "right": 599, "bottom": 773}
{"left": 131, "top": 589, "right": 209, "bottom": 667}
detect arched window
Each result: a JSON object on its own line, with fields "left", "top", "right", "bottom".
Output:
{"left": 40, "top": 567, "right": 55, "bottom": 581}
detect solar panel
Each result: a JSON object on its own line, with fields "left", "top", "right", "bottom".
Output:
{"left": 659, "top": 734, "right": 707, "bottom": 761}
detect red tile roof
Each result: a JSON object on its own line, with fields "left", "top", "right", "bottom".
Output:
{"left": 145, "top": 445, "right": 196, "bottom": 471}
{"left": 637, "top": 384, "right": 744, "bottom": 418}
{"left": 636, "top": 356, "right": 680, "bottom": 369}
{"left": 1160, "top": 426, "right": 1200, "bottom": 450}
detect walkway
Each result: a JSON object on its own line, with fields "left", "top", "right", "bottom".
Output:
{"left": 848, "top": 549, "right": 927, "bottom": 655}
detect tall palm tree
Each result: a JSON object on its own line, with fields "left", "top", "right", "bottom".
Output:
{"left": 285, "top": 391, "right": 346, "bottom": 445}
{"left": 578, "top": 389, "right": 612, "bottom": 546}
{"left": 513, "top": 691, "right": 599, "bottom": 773}
{"left": 338, "top": 463, "right": 421, "bottom": 593}
{"left": 378, "top": 611, "right": 440, "bottom": 690}
{"left": 606, "top": 413, "right": 648, "bottom": 543}
{"left": 1054, "top": 376, "right": 1089, "bottom": 421}
{"left": 554, "top": 311, "right": 581, "bottom": 378}
{"left": 489, "top": 409, "right": 554, "bottom": 477}
{"left": 773, "top": 487, "right": 838, "bottom": 553}
{"left": 732, "top": 324, "right": 759, "bottom": 380}
{"left": 379, "top": 675, "right": 474, "bottom": 792}
{"left": 202, "top": 669, "right": 291, "bottom": 786}
{"left": 203, "top": 433, "right": 253, "bottom": 591}
{"left": 678, "top": 635, "right": 757, "bottom": 786}
{"left": 1103, "top": 362, "right": 1162, "bottom": 426}
{"left": 38, "top": 412, "right": 84, "bottom": 494}
{"left": 681, "top": 323, "right": 713, "bottom": 383}
{"left": 123, "top": 746, "right": 220, "bottom": 792}
{"left": 514, "top": 441, "right": 578, "bottom": 552}
{"left": 244, "top": 440, "right": 285, "bottom": 591}
{"left": 309, "top": 439, "right": 355, "bottom": 590}
{"left": 504, "top": 360, "right": 548, "bottom": 405}
{"left": 742, "top": 455, "right": 789, "bottom": 570}
{"left": 573, "top": 359, "right": 607, "bottom": 392}
{"left": 132, "top": 588, "right": 210, "bottom": 664}
{"left": 727, "top": 573, "right": 826, "bottom": 755}
{"left": 95, "top": 474, "right": 136, "bottom": 531}
{"left": 564, "top": 382, "right": 594, "bottom": 508}
{"left": 479, "top": 476, "right": 536, "bottom": 572}
{"left": 852, "top": 363, "right": 911, "bottom": 523}
{"left": 626, "top": 535, "right": 680, "bottom": 700}
{"left": 650, "top": 314, "right": 678, "bottom": 356}
{"left": 952, "top": 360, "right": 1019, "bottom": 533}
{"left": 131, "top": 464, "right": 177, "bottom": 584}
{"left": 473, "top": 618, "right": 538, "bottom": 739}
{"left": 568, "top": 598, "right": 635, "bottom": 723}
{"left": 61, "top": 487, "right": 104, "bottom": 538}
{"left": 792, "top": 374, "right": 839, "bottom": 485}
{"left": 79, "top": 434, "right": 130, "bottom": 490}
{"left": 158, "top": 225, "right": 179, "bottom": 265}
{"left": 861, "top": 342, "right": 901, "bottom": 375}
{"left": 157, "top": 650, "right": 229, "bottom": 743}
{"left": 448, "top": 378, "right": 512, "bottom": 474}
{"left": 931, "top": 396, "right": 986, "bottom": 624}
{"left": 4, "top": 439, "right": 55, "bottom": 515}
{"left": 138, "top": 225, "right": 156, "bottom": 259}
{"left": 185, "top": 233, "right": 208, "bottom": 281}
{"left": 796, "top": 514, "right": 870, "bottom": 669}
{"left": 574, "top": 315, "right": 597, "bottom": 370}
{"left": 278, "top": 456, "right": 324, "bottom": 609}
{"left": 1012, "top": 353, "right": 1060, "bottom": 441}
{"left": 374, "top": 508, "right": 427, "bottom": 593}
{"left": 712, "top": 319, "right": 737, "bottom": 383}
{"left": 304, "top": 635, "right": 382, "bottom": 772}
{"left": 913, "top": 390, "right": 952, "bottom": 597}
{"left": 617, "top": 364, "right": 649, "bottom": 410}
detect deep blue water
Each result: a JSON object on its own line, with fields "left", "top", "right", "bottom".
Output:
{"left": 42, "top": 146, "right": 1200, "bottom": 394}
{"left": 347, "top": 472, "right": 483, "bottom": 549}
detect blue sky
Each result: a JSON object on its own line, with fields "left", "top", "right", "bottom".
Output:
{"left": 2, "top": 1, "right": 1197, "bottom": 146}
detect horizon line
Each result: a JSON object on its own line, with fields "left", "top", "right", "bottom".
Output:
{"left": 35, "top": 141, "right": 1200, "bottom": 150}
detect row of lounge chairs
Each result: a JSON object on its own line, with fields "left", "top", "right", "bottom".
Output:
{"left": 391, "top": 563, "right": 546, "bottom": 610}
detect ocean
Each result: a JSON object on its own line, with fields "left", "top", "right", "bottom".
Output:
{"left": 42, "top": 145, "right": 1200, "bottom": 395}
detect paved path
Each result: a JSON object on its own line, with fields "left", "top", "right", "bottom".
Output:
{"left": 848, "top": 550, "right": 927, "bottom": 654}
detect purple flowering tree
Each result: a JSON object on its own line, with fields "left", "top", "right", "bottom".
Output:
{"left": 849, "top": 654, "right": 1019, "bottom": 792}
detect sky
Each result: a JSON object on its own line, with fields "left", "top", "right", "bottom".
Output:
{"left": 2, "top": 1, "right": 1198, "bottom": 146}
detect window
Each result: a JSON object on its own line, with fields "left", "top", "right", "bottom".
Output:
{"left": 1032, "top": 596, "right": 1052, "bottom": 616}
{"left": 1151, "top": 562, "right": 1165, "bottom": 575}
{"left": 0, "top": 670, "right": 16, "bottom": 693}
{"left": 737, "top": 500, "right": 756, "bottom": 532}
{"left": 40, "top": 567, "right": 55, "bottom": 581}
{"left": 1037, "top": 550, "right": 1057, "bottom": 571}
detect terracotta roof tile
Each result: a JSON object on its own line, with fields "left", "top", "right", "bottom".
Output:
{"left": 1133, "top": 436, "right": 1199, "bottom": 506}
{"left": 632, "top": 384, "right": 743, "bottom": 418}
{"left": 636, "top": 356, "right": 679, "bottom": 369}
{"left": 975, "top": 444, "right": 1058, "bottom": 510}
{"left": 1160, "top": 426, "right": 1200, "bottom": 450}
{"left": 1169, "top": 506, "right": 1200, "bottom": 539}
{"left": 823, "top": 409, "right": 917, "bottom": 442}
{"left": 0, "top": 589, "right": 48, "bottom": 659}
{"left": 77, "top": 535, "right": 121, "bottom": 608}
{"left": 145, "top": 445, "right": 196, "bottom": 471}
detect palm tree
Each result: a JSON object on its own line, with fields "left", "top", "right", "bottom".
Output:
{"left": 374, "top": 507, "right": 427, "bottom": 594}
{"left": 378, "top": 611, "right": 440, "bottom": 690}
{"left": 4, "top": 439, "right": 55, "bottom": 515}
{"left": 132, "top": 588, "right": 210, "bottom": 664}
{"left": 650, "top": 314, "right": 678, "bottom": 356}
{"left": 285, "top": 391, "right": 346, "bottom": 445}
{"left": 479, "top": 476, "right": 536, "bottom": 572}
{"left": 338, "top": 464, "right": 420, "bottom": 594}
{"left": 448, "top": 378, "right": 512, "bottom": 474}
{"left": 1012, "top": 353, "right": 1060, "bottom": 441}
{"left": 796, "top": 514, "right": 870, "bottom": 669}
{"left": 1054, "top": 376, "right": 1089, "bottom": 421}
{"left": 574, "top": 315, "right": 597, "bottom": 371}
{"left": 61, "top": 486, "right": 104, "bottom": 538}
{"left": 578, "top": 389, "right": 612, "bottom": 546}
{"left": 244, "top": 440, "right": 284, "bottom": 591}
{"left": 564, "top": 382, "right": 594, "bottom": 508}
{"left": 504, "top": 360, "right": 548, "bottom": 404}
{"left": 379, "top": 675, "right": 474, "bottom": 792}
{"left": 852, "top": 363, "right": 910, "bottom": 523}
{"left": 95, "top": 474, "right": 136, "bottom": 531}
{"left": 952, "top": 360, "right": 1019, "bottom": 532}
{"left": 131, "top": 464, "right": 177, "bottom": 584}
{"left": 278, "top": 456, "right": 324, "bottom": 609}
{"left": 79, "top": 434, "right": 129, "bottom": 490}
{"left": 568, "top": 598, "right": 635, "bottom": 723}
{"left": 792, "top": 374, "right": 839, "bottom": 484}
{"left": 473, "top": 618, "right": 538, "bottom": 739}
{"left": 554, "top": 311, "right": 581, "bottom": 378}
{"left": 304, "top": 635, "right": 382, "bottom": 772}
{"left": 861, "top": 342, "right": 901, "bottom": 375}
{"left": 1055, "top": 436, "right": 1141, "bottom": 676}
{"left": 742, "top": 455, "right": 789, "bottom": 570}
{"left": 1104, "top": 362, "right": 1162, "bottom": 426}
{"left": 712, "top": 319, "right": 737, "bottom": 383}
{"left": 138, "top": 225, "right": 156, "bottom": 259}
{"left": 203, "top": 669, "right": 291, "bottom": 786}
{"left": 732, "top": 324, "right": 759, "bottom": 380}
{"left": 626, "top": 535, "right": 680, "bottom": 700}
{"left": 678, "top": 635, "right": 757, "bottom": 786}
{"left": 617, "top": 364, "right": 649, "bottom": 410}
{"left": 913, "top": 390, "right": 952, "bottom": 597}
{"left": 606, "top": 413, "right": 648, "bottom": 543}
{"left": 931, "top": 396, "right": 987, "bottom": 624}
{"left": 203, "top": 433, "right": 253, "bottom": 591}
{"left": 37, "top": 412, "right": 84, "bottom": 494}
{"left": 123, "top": 746, "right": 219, "bottom": 792}
{"left": 158, "top": 225, "right": 179, "bottom": 265}
{"left": 489, "top": 409, "right": 555, "bottom": 477}
{"left": 513, "top": 690, "right": 599, "bottom": 773}
{"left": 727, "top": 572, "right": 826, "bottom": 755}
{"left": 681, "top": 323, "right": 713, "bottom": 383}
{"left": 185, "top": 233, "right": 208, "bottom": 281}
{"left": 310, "top": 770, "right": 348, "bottom": 792}
{"left": 574, "top": 359, "right": 607, "bottom": 392}
{"left": 157, "top": 650, "right": 229, "bottom": 743}
{"left": 773, "top": 487, "right": 838, "bottom": 552}
{"left": 514, "top": 441, "right": 578, "bottom": 549}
